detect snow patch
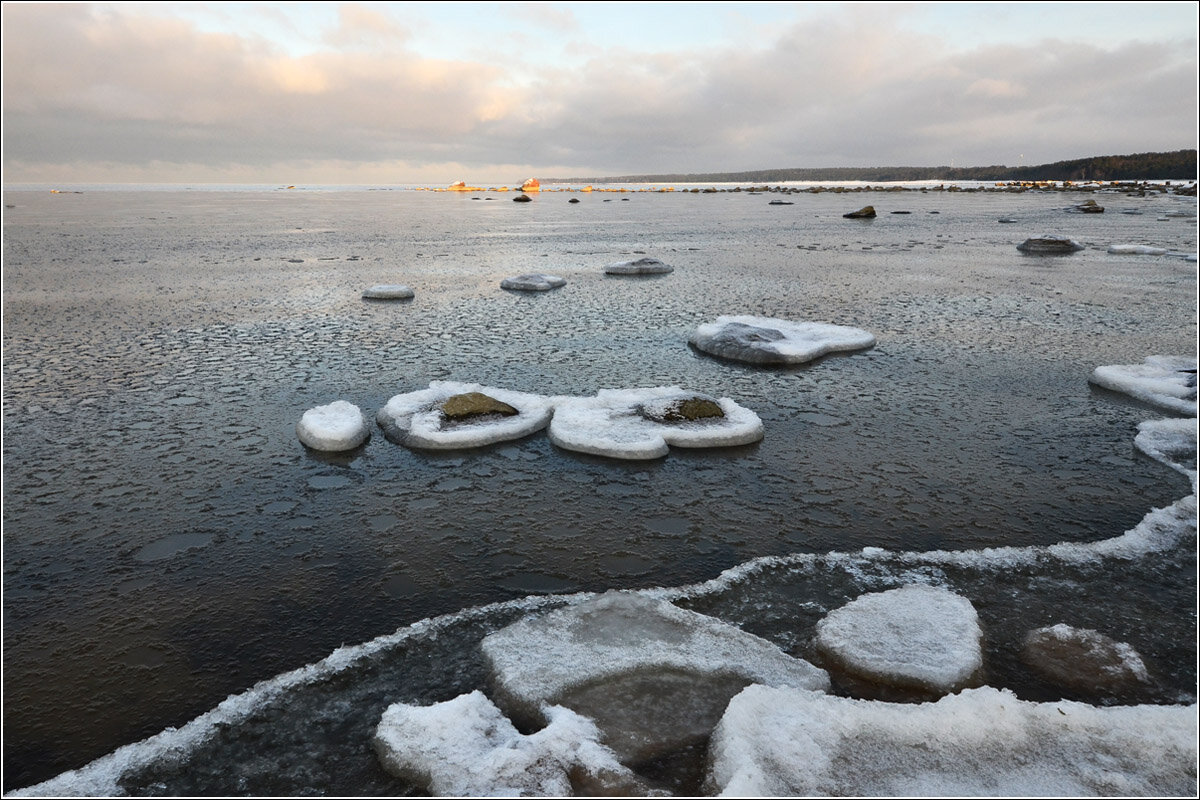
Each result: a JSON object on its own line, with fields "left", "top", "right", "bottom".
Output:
{"left": 376, "top": 381, "right": 552, "bottom": 449}
{"left": 296, "top": 400, "right": 370, "bottom": 451}
{"left": 690, "top": 316, "right": 875, "bottom": 365}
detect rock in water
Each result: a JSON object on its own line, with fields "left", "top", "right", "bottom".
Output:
{"left": 499, "top": 273, "right": 567, "bottom": 292}
{"left": 441, "top": 392, "right": 518, "bottom": 420}
{"left": 1016, "top": 235, "right": 1085, "bottom": 254}
{"left": 1071, "top": 199, "right": 1105, "bottom": 213}
{"left": 843, "top": 205, "right": 876, "bottom": 218}
{"left": 296, "top": 400, "right": 370, "bottom": 451}
{"left": 362, "top": 284, "right": 415, "bottom": 300}
{"left": 690, "top": 315, "right": 875, "bottom": 365}
{"left": 604, "top": 257, "right": 673, "bottom": 275}
{"left": 1020, "top": 624, "right": 1150, "bottom": 695}
{"left": 813, "top": 584, "right": 983, "bottom": 699}
{"left": 481, "top": 591, "right": 828, "bottom": 765}
{"left": 513, "top": 194, "right": 533, "bottom": 202}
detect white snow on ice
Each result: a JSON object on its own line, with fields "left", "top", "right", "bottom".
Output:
{"left": 1107, "top": 244, "right": 1168, "bottom": 255}
{"left": 547, "top": 387, "right": 763, "bottom": 459}
{"left": 295, "top": 400, "right": 370, "bottom": 452}
{"left": 689, "top": 316, "right": 875, "bottom": 365}
{"left": 706, "top": 684, "right": 1197, "bottom": 797}
{"left": 376, "top": 381, "right": 553, "bottom": 449}
{"left": 1089, "top": 355, "right": 1197, "bottom": 416}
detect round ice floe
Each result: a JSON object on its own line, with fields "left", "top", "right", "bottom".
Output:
{"left": 690, "top": 315, "right": 875, "bottom": 365}
{"left": 296, "top": 400, "right": 370, "bottom": 451}
{"left": 603, "top": 257, "right": 673, "bottom": 275}
{"left": 500, "top": 273, "right": 566, "bottom": 291}
{"left": 1020, "top": 624, "right": 1150, "bottom": 694}
{"left": 362, "top": 284, "right": 414, "bottom": 300}
{"left": 814, "top": 584, "right": 983, "bottom": 696}
{"left": 548, "top": 387, "right": 763, "bottom": 460}
{"left": 1016, "top": 235, "right": 1084, "bottom": 254}
{"left": 1107, "top": 244, "right": 1168, "bottom": 255}
{"left": 376, "top": 381, "right": 552, "bottom": 449}
{"left": 1089, "top": 355, "right": 1197, "bottom": 415}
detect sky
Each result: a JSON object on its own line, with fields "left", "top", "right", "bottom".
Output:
{"left": 2, "top": 2, "right": 1197, "bottom": 185}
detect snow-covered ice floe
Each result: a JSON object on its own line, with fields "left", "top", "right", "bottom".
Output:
{"left": 296, "top": 400, "right": 370, "bottom": 451}
{"left": 500, "top": 273, "right": 566, "bottom": 291}
{"left": 362, "top": 284, "right": 415, "bottom": 300}
{"left": 690, "top": 315, "right": 876, "bottom": 365}
{"left": 376, "top": 381, "right": 553, "bottom": 449}
{"left": 548, "top": 387, "right": 764, "bottom": 460}
{"left": 813, "top": 584, "right": 982, "bottom": 698}
{"left": 1089, "top": 355, "right": 1197, "bottom": 416}
{"left": 604, "top": 257, "right": 673, "bottom": 275}
{"left": 1108, "top": 244, "right": 1169, "bottom": 255}
{"left": 1136, "top": 418, "right": 1198, "bottom": 491}
{"left": 481, "top": 591, "right": 828, "bottom": 763}
{"left": 705, "top": 685, "right": 1197, "bottom": 797}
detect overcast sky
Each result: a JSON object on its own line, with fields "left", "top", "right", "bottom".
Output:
{"left": 2, "top": 2, "right": 1196, "bottom": 184}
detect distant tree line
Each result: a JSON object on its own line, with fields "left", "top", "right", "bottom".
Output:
{"left": 549, "top": 150, "right": 1197, "bottom": 184}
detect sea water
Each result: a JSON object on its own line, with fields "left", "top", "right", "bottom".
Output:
{"left": 2, "top": 184, "right": 1196, "bottom": 793}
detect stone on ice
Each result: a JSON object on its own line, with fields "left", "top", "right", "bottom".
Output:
{"left": 296, "top": 400, "right": 370, "bottom": 452}
{"left": 481, "top": 591, "right": 829, "bottom": 764}
{"left": 689, "top": 315, "right": 875, "bottom": 365}
{"left": 376, "top": 381, "right": 552, "bottom": 449}
{"left": 813, "top": 584, "right": 983, "bottom": 698}
{"left": 1016, "top": 235, "right": 1084, "bottom": 254}
{"left": 1020, "top": 624, "right": 1150, "bottom": 694}
{"left": 705, "top": 684, "right": 1198, "bottom": 797}
{"left": 500, "top": 273, "right": 567, "bottom": 291}
{"left": 604, "top": 257, "right": 673, "bottom": 275}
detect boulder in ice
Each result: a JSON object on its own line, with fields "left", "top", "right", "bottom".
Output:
{"left": 705, "top": 684, "right": 1198, "bottom": 797}
{"left": 362, "top": 284, "right": 415, "bottom": 300}
{"left": 500, "top": 273, "right": 567, "bottom": 292}
{"left": 373, "top": 690, "right": 649, "bottom": 796}
{"left": 376, "top": 381, "right": 553, "bottom": 449}
{"left": 690, "top": 315, "right": 875, "bottom": 366}
{"left": 1020, "top": 624, "right": 1150, "bottom": 694}
{"left": 481, "top": 591, "right": 829, "bottom": 764}
{"left": 843, "top": 205, "right": 876, "bottom": 218}
{"left": 1070, "top": 199, "right": 1105, "bottom": 213}
{"left": 1107, "top": 244, "right": 1168, "bottom": 255}
{"left": 604, "top": 257, "right": 673, "bottom": 275}
{"left": 295, "top": 400, "right": 370, "bottom": 452}
{"left": 548, "top": 387, "right": 763, "bottom": 460}
{"left": 1016, "top": 235, "right": 1084, "bottom": 254}
{"left": 1089, "top": 355, "right": 1197, "bottom": 416}
{"left": 813, "top": 584, "right": 983, "bottom": 698}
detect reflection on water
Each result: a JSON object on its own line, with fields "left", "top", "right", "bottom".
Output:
{"left": 2, "top": 186, "right": 1196, "bottom": 790}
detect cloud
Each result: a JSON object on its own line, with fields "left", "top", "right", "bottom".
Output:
{"left": 2, "top": 3, "right": 1195, "bottom": 183}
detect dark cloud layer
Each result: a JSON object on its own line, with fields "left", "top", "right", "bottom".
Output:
{"left": 3, "top": 3, "right": 1195, "bottom": 182}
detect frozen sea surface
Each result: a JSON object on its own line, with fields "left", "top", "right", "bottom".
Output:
{"left": 2, "top": 185, "right": 1197, "bottom": 793}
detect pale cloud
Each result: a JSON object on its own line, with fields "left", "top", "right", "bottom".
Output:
{"left": 2, "top": 2, "right": 1195, "bottom": 183}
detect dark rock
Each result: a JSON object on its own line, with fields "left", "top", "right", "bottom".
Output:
{"left": 843, "top": 205, "right": 876, "bottom": 218}
{"left": 1016, "top": 235, "right": 1085, "bottom": 254}
{"left": 1071, "top": 199, "right": 1105, "bottom": 213}
{"left": 441, "top": 392, "right": 518, "bottom": 419}
{"left": 639, "top": 395, "right": 725, "bottom": 423}
{"left": 568, "top": 198, "right": 580, "bottom": 203}
{"left": 513, "top": 194, "right": 533, "bottom": 203}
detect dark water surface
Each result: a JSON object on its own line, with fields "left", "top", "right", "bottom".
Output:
{"left": 2, "top": 186, "right": 1196, "bottom": 790}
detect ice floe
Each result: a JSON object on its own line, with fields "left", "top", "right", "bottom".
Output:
{"left": 373, "top": 691, "right": 646, "bottom": 796}
{"left": 500, "top": 273, "right": 566, "bottom": 291}
{"left": 547, "top": 387, "right": 764, "bottom": 460}
{"left": 604, "top": 257, "right": 673, "bottom": 275}
{"left": 1020, "top": 624, "right": 1150, "bottom": 693}
{"left": 813, "top": 584, "right": 982, "bottom": 698}
{"left": 706, "top": 685, "right": 1198, "bottom": 797}
{"left": 1016, "top": 235, "right": 1085, "bottom": 254}
{"left": 1107, "top": 244, "right": 1168, "bottom": 255}
{"left": 296, "top": 400, "right": 370, "bottom": 452}
{"left": 481, "top": 591, "right": 828, "bottom": 764}
{"left": 689, "top": 315, "right": 876, "bottom": 365}
{"left": 362, "top": 284, "right": 415, "bottom": 300}
{"left": 1089, "top": 355, "right": 1197, "bottom": 416}
{"left": 1135, "top": 418, "right": 1197, "bottom": 490}
{"left": 376, "top": 381, "right": 553, "bottom": 449}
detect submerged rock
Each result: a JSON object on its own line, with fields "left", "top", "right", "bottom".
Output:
{"left": 1020, "top": 624, "right": 1150, "bottom": 694}
{"left": 813, "top": 584, "right": 983, "bottom": 699}
{"left": 843, "top": 205, "right": 876, "bottom": 218}
{"left": 481, "top": 591, "right": 829, "bottom": 765}
{"left": 373, "top": 691, "right": 647, "bottom": 796}
{"left": 500, "top": 273, "right": 567, "bottom": 292}
{"left": 362, "top": 284, "right": 415, "bottom": 300}
{"left": 548, "top": 386, "right": 763, "bottom": 460}
{"left": 376, "top": 381, "right": 553, "bottom": 449}
{"left": 296, "top": 400, "right": 370, "bottom": 452}
{"left": 706, "top": 685, "right": 1198, "bottom": 797}
{"left": 604, "top": 257, "right": 673, "bottom": 275}
{"left": 1016, "top": 235, "right": 1085, "bottom": 254}
{"left": 690, "top": 315, "right": 875, "bottom": 366}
